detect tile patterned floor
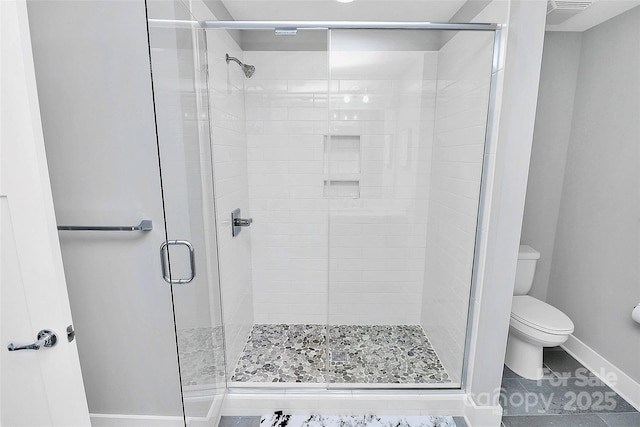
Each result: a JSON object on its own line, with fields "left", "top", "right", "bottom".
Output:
{"left": 501, "top": 347, "right": 640, "bottom": 427}
{"left": 177, "top": 326, "right": 226, "bottom": 387}
{"left": 231, "top": 324, "right": 451, "bottom": 384}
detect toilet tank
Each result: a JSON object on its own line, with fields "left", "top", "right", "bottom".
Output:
{"left": 514, "top": 245, "right": 540, "bottom": 295}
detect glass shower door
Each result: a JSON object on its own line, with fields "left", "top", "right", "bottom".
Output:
{"left": 207, "top": 28, "right": 332, "bottom": 387}
{"left": 145, "top": 13, "right": 497, "bottom": 396}
{"left": 326, "top": 28, "right": 495, "bottom": 388}
{"left": 146, "top": 1, "right": 226, "bottom": 420}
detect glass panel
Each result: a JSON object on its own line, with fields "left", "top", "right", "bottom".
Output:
{"left": 146, "top": 1, "right": 226, "bottom": 419}
{"left": 209, "top": 28, "right": 331, "bottom": 388}
{"left": 327, "top": 29, "right": 495, "bottom": 387}
{"left": 29, "top": 0, "right": 185, "bottom": 420}
{"left": 147, "top": 19, "right": 496, "bottom": 395}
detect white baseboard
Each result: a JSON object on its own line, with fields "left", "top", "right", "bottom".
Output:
{"left": 222, "top": 391, "right": 470, "bottom": 416}
{"left": 463, "top": 396, "right": 503, "bottom": 427}
{"left": 562, "top": 334, "right": 640, "bottom": 411}
{"left": 90, "top": 413, "right": 184, "bottom": 427}
{"left": 90, "top": 391, "right": 502, "bottom": 426}
{"left": 90, "top": 395, "right": 223, "bottom": 427}
{"left": 90, "top": 413, "right": 219, "bottom": 427}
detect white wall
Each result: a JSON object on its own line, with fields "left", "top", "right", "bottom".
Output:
{"left": 466, "top": 2, "right": 548, "bottom": 424}
{"left": 243, "top": 50, "right": 330, "bottom": 325}
{"left": 543, "top": 6, "right": 640, "bottom": 383}
{"left": 206, "top": 29, "right": 255, "bottom": 376}
{"left": 521, "top": 32, "right": 582, "bottom": 301}
{"left": 26, "top": 0, "right": 184, "bottom": 416}
{"left": 421, "top": 30, "right": 495, "bottom": 383}
{"left": 243, "top": 48, "right": 438, "bottom": 325}
{"left": 327, "top": 48, "right": 437, "bottom": 326}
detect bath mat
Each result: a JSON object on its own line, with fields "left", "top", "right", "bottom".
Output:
{"left": 261, "top": 412, "right": 457, "bottom": 427}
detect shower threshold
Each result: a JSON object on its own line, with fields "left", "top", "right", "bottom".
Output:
{"left": 230, "top": 324, "right": 453, "bottom": 387}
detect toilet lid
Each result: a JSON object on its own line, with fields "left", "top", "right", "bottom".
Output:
{"left": 511, "top": 296, "right": 574, "bottom": 334}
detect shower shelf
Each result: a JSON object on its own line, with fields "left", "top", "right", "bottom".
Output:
{"left": 323, "top": 180, "right": 360, "bottom": 199}
{"left": 325, "top": 173, "right": 360, "bottom": 181}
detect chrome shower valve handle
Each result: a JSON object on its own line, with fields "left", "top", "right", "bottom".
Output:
{"left": 233, "top": 217, "right": 253, "bottom": 227}
{"left": 231, "top": 208, "right": 252, "bottom": 237}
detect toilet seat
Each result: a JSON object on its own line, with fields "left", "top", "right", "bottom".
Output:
{"left": 511, "top": 295, "right": 574, "bottom": 335}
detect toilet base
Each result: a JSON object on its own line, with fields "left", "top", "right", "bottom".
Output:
{"left": 504, "top": 333, "right": 545, "bottom": 380}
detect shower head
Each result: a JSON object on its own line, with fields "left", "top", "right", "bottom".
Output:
{"left": 242, "top": 63, "right": 256, "bottom": 78}
{"left": 225, "top": 54, "right": 255, "bottom": 78}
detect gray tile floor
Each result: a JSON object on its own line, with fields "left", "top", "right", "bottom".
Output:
{"left": 177, "top": 326, "right": 225, "bottom": 386}
{"left": 219, "top": 416, "right": 260, "bottom": 427}
{"left": 501, "top": 347, "right": 640, "bottom": 427}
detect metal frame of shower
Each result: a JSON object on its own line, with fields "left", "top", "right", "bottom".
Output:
{"left": 203, "top": 20, "right": 497, "bottom": 30}
{"left": 197, "top": 20, "right": 503, "bottom": 395}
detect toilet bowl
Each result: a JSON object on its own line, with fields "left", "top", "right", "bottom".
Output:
{"left": 504, "top": 246, "right": 574, "bottom": 380}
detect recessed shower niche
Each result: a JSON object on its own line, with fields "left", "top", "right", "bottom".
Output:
{"left": 324, "top": 135, "right": 361, "bottom": 199}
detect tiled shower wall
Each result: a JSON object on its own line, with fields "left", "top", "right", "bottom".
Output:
{"left": 207, "top": 30, "right": 254, "bottom": 376}
{"left": 244, "top": 49, "right": 438, "bottom": 325}
{"left": 327, "top": 49, "right": 437, "bottom": 325}
{"left": 421, "top": 32, "right": 495, "bottom": 380}
{"left": 243, "top": 51, "right": 330, "bottom": 324}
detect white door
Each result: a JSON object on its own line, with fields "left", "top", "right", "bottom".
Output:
{"left": 0, "top": 0, "right": 91, "bottom": 425}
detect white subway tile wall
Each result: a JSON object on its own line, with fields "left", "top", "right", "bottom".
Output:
{"left": 243, "top": 51, "right": 330, "bottom": 325}
{"left": 244, "top": 47, "right": 439, "bottom": 326}
{"left": 328, "top": 47, "right": 438, "bottom": 326}
{"left": 207, "top": 30, "right": 255, "bottom": 378}
{"left": 206, "top": 32, "right": 494, "bottom": 380}
{"left": 420, "top": 31, "right": 495, "bottom": 382}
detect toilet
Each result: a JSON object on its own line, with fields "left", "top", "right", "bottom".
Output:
{"left": 505, "top": 245, "right": 574, "bottom": 380}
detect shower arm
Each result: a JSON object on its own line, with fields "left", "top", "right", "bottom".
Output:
{"left": 225, "top": 53, "right": 255, "bottom": 78}
{"left": 225, "top": 54, "right": 242, "bottom": 66}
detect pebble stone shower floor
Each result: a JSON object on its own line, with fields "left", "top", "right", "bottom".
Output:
{"left": 231, "top": 324, "right": 451, "bottom": 384}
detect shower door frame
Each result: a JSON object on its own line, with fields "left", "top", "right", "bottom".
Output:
{"left": 201, "top": 20, "right": 503, "bottom": 394}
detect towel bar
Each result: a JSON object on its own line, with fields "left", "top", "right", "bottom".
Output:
{"left": 57, "top": 219, "right": 153, "bottom": 232}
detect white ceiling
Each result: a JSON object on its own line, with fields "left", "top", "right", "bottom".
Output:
{"left": 219, "top": 0, "right": 468, "bottom": 22}
{"left": 546, "top": 0, "right": 640, "bottom": 31}
{"left": 204, "top": 0, "right": 640, "bottom": 32}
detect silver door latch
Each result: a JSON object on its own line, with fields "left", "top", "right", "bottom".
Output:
{"left": 7, "top": 329, "right": 57, "bottom": 351}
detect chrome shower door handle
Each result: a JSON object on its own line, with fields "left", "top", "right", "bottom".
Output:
{"left": 7, "top": 329, "right": 57, "bottom": 351}
{"left": 160, "top": 240, "right": 196, "bottom": 284}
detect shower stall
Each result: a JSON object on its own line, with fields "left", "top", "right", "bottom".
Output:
{"left": 144, "top": 0, "right": 497, "bottom": 417}
{"left": 28, "top": 0, "right": 501, "bottom": 423}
